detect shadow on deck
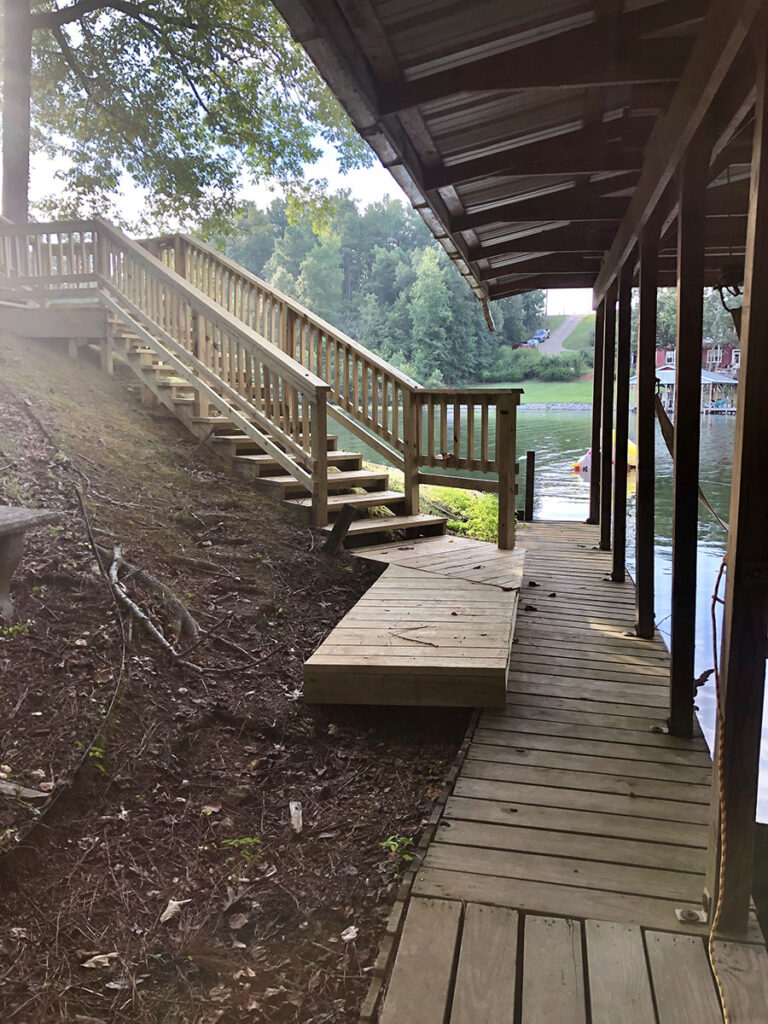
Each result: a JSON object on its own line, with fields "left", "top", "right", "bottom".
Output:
{"left": 366, "top": 521, "right": 768, "bottom": 1024}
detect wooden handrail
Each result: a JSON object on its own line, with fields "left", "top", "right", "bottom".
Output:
{"left": 0, "top": 219, "right": 331, "bottom": 524}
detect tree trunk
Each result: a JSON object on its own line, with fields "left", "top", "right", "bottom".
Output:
{"left": 2, "top": 0, "right": 32, "bottom": 222}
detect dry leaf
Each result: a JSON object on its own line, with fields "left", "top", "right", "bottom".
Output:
{"left": 341, "top": 925, "right": 359, "bottom": 942}
{"left": 228, "top": 912, "right": 249, "bottom": 930}
{"left": 160, "top": 898, "right": 191, "bottom": 923}
{"left": 82, "top": 952, "right": 119, "bottom": 969}
{"left": 289, "top": 800, "right": 303, "bottom": 834}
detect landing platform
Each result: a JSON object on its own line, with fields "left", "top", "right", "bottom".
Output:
{"left": 303, "top": 536, "right": 525, "bottom": 707}
{"left": 372, "top": 522, "right": 768, "bottom": 1024}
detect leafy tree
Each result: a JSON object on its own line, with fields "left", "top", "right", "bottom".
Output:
{"left": 2, "top": 0, "right": 371, "bottom": 225}
{"left": 297, "top": 234, "right": 344, "bottom": 324}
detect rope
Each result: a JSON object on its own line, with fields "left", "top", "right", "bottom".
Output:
{"left": 707, "top": 555, "right": 730, "bottom": 1024}
{"left": 654, "top": 395, "right": 730, "bottom": 532}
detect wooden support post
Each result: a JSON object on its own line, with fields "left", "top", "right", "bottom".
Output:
{"left": 496, "top": 392, "right": 519, "bottom": 550}
{"left": 524, "top": 450, "right": 535, "bottom": 522}
{"left": 669, "top": 129, "right": 710, "bottom": 738}
{"left": 310, "top": 388, "right": 329, "bottom": 528}
{"left": 599, "top": 283, "right": 617, "bottom": 550}
{"left": 635, "top": 221, "right": 660, "bottom": 638}
{"left": 587, "top": 301, "right": 605, "bottom": 525}
{"left": 173, "top": 236, "right": 187, "bottom": 280}
{"left": 99, "top": 335, "right": 114, "bottom": 376}
{"left": 323, "top": 503, "right": 357, "bottom": 555}
{"left": 402, "top": 389, "right": 420, "bottom": 517}
{"left": 612, "top": 264, "right": 633, "bottom": 582}
{"left": 705, "top": 37, "right": 768, "bottom": 935}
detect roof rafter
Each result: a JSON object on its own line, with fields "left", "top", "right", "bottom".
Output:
{"left": 592, "top": 0, "right": 762, "bottom": 304}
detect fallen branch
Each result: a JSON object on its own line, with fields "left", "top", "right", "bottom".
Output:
{"left": 94, "top": 543, "right": 199, "bottom": 641}
{"left": 107, "top": 545, "right": 202, "bottom": 674}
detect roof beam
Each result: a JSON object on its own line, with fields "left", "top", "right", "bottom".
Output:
{"left": 489, "top": 274, "right": 597, "bottom": 298}
{"left": 449, "top": 175, "right": 638, "bottom": 231}
{"left": 423, "top": 120, "right": 650, "bottom": 189}
{"left": 480, "top": 255, "right": 602, "bottom": 280}
{"left": 592, "top": 0, "right": 763, "bottom": 305}
{"left": 378, "top": 0, "right": 707, "bottom": 113}
{"left": 467, "top": 224, "right": 618, "bottom": 259}
{"left": 379, "top": 41, "right": 688, "bottom": 113}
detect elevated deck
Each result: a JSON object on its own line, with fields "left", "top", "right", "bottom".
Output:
{"left": 372, "top": 522, "right": 768, "bottom": 1024}
{"left": 304, "top": 536, "right": 525, "bottom": 707}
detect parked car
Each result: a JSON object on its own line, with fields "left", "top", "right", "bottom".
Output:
{"left": 526, "top": 338, "right": 539, "bottom": 347}
{"left": 533, "top": 328, "right": 550, "bottom": 341}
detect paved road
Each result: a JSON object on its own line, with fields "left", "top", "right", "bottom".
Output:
{"left": 538, "top": 313, "right": 585, "bottom": 354}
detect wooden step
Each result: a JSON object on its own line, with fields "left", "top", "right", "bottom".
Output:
{"left": 258, "top": 469, "right": 389, "bottom": 498}
{"left": 286, "top": 490, "right": 407, "bottom": 517}
{"left": 235, "top": 450, "right": 362, "bottom": 476}
{"left": 322, "top": 513, "right": 447, "bottom": 539}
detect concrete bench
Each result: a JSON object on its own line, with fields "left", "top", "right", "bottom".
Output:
{"left": 0, "top": 506, "right": 59, "bottom": 620}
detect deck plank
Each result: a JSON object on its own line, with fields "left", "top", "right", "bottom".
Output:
{"left": 585, "top": 921, "right": 656, "bottom": 1024}
{"left": 645, "top": 932, "right": 724, "bottom": 1023}
{"left": 378, "top": 897, "right": 461, "bottom": 1024}
{"left": 521, "top": 917, "right": 586, "bottom": 1024}
{"left": 449, "top": 904, "right": 519, "bottom": 1024}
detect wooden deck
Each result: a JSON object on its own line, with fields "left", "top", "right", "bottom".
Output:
{"left": 374, "top": 522, "right": 768, "bottom": 1024}
{"left": 304, "top": 536, "right": 524, "bottom": 707}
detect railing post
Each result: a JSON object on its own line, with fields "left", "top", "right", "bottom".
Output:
{"left": 311, "top": 388, "right": 329, "bottom": 528}
{"left": 173, "top": 235, "right": 187, "bottom": 280}
{"left": 523, "top": 450, "right": 535, "bottom": 522}
{"left": 403, "top": 389, "right": 420, "bottom": 516}
{"left": 496, "top": 392, "right": 519, "bottom": 550}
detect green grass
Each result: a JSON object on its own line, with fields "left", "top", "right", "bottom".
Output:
{"left": 482, "top": 380, "right": 593, "bottom": 404}
{"left": 545, "top": 314, "right": 566, "bottom": 332}
{"left": 561, "top": 314, "right": 596, "bottom": 351}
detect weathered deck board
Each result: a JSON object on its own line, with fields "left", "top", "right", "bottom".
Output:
{"left": 373, "top": 522, "right": 768, "bottom": 1024}
{"left": 304, "top": 540, "right": 523, "bottom": 706}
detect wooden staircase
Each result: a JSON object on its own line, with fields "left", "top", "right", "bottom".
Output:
{"left": 109, "top": 322, "right": 447, "bottom": 547}
{"left": 0, "top": 218, "right": 521, "bottom": 551}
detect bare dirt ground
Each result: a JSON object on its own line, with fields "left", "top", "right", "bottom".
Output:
{"left": 0, "top": 331, "right": 467, "bottom": 1023}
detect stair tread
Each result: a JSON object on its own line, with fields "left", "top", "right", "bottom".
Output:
{"left": 321, "top": 514, "right": 447, "bottom": 535}
{"left": 235, "top": 450, "right": 359, "bottom": 463}
{"left": 286, "top": 490, "right": 406, "bottom": 509}
{"left": 261, "top": 470, "right": 388, "bottom": 485}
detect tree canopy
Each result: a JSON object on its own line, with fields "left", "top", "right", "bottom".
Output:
{"left": 211, "top": 193, "right": 548, "bottom": 387}
{"left": 3, "top": 1, "right": 371, "bottom": 225}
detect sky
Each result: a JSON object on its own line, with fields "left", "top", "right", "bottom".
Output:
{"left": 28, "top": 147, "right": 594, "bottom": 316}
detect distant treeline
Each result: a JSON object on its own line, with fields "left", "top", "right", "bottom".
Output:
{"left": 209, "top": 193, "right": 560, "bottom": 386}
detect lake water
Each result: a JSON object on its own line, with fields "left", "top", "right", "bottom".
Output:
{"left": 334, "top": 407, "right": 768, "bottom": 822}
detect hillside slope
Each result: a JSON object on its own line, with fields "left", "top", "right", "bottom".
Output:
{"left": 0, "top": 332, "right": 465, "bottom": 1024}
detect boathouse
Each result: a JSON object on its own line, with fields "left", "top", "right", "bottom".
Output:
{"left": 3, "top": 0, "right": 768, "bottom": 1020}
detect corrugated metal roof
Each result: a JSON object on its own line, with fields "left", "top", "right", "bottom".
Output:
{"left": 274, "top": 0, "right": 752, "bottom": 309}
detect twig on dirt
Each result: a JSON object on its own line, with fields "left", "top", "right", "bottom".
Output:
{"left": 94, "top": 543, "right": 199, "bottom": 641}
{"left": 19, "top": 397, "right": 56, "bottom": 446}
{"left": 107, "top": 545, "right": 203, "bottom": 674}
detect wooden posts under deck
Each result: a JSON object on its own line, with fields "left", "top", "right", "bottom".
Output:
{"left": 599, "top": 283, "right": 617, "bottom": 551}
{"left": 611, "top": 266, "right": 632, "bottom": 582}
{"left": 705, "top": 38, "right": 768, "bottom": 935}
{"left": 310, "top": 389, "right": 329, "bottom": 527}
{"left": 669, "top": 131, "right": 710, "bottom": 738}
{"left": 587, "top": 301, "right": 605, "bottom": 526}
{"left": 402, "top": 389, "right": 420, "bottom": 517}
{"left": 635, "top": 222, "right": 659, "bottom": 639}
{"left": 496, "top": 391, "right": 519, "bottom": 550}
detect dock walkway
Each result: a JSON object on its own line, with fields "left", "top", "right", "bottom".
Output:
{"left": 374, "top": 522, "right": 768, "bottom": 1024}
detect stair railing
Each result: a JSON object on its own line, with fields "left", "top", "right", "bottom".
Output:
{"left": 0, "top": 219, "right": 331, "bottom": 525}
{"left": 149, "top": 233, "right": 523, "bottom": 547}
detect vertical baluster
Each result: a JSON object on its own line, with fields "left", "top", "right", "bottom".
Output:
{"left": 440, "top": 401, "right": 448, "bottom": 458}
{"left": 427, "top": 400, "right": 435, "bottom": 465}
{"left": 453, "top": 398, "right": 461, "bottom": 462}
{"left": 466, "top": 401, "right": 475, "bottom": 470}
{"left": 481, "top": 403, "right": 490, "bottom": 471}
